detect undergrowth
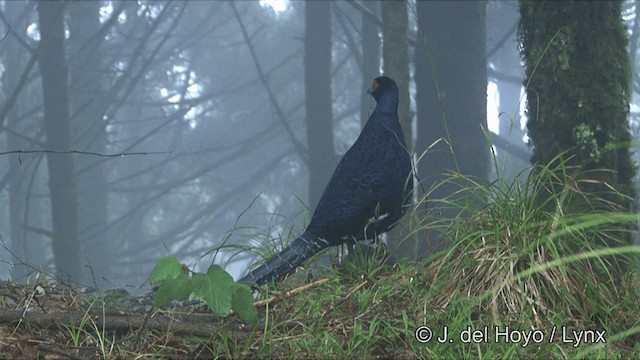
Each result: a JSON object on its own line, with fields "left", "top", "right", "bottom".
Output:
{"left": 226, "top": 158, "right": 640, "bottom": 359}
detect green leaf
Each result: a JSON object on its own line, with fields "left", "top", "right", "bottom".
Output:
{"left": 148, "top": 258, "right": 252, "bottom": 322}
{"left": 192, "top": 266, "right": 234, "bottom": 316}
{"left": 207, "top": 263, "right": 234, "bottom": 289}
{"left": 152, "top": 273, "right": 192, "bottom": 307}
{"left": 231, "top": 283, "right": 258, "bottom": 325}
{"left": 149, "top": 255, "right": 187, "bottom": 285}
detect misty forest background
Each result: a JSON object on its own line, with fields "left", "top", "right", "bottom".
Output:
{"left": 0, "top": 0, "right": 638, "bottom": 294}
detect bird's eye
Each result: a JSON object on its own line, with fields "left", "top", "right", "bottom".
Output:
{"left": 370, "top": 80, "right": 379, "bottom": 93}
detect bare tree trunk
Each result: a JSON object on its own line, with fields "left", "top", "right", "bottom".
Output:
{"left": 360, "top": 0, "right": 380, "bottom": 127}
{"left": 67, "top": 1, "right": 111, "bottom": 288}
{"left": 381, "top": 0, "right": 411, "bottom": 148}
{"left": 304, "top": 1, "right": 334, "bottom": 211}
{"left": 415, "top": 1, "right": 488, "bottom": 257}
{"left": 4, "top": 1, "right": 32, "bottom": 280}
{"left": 37, "top": 1, "right": 81, "bottom": 283}
{"left": 380, "top": 0, "right": 415, "bottom": 260}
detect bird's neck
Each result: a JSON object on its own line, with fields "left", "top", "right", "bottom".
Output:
{"left": 375, "top": 92, "right": 399, "bottom": 116}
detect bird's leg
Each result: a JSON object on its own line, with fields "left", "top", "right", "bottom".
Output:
{"left": 347, "top": 240, "right": 355, "bottom": 255}
{"left": 338, "top": 243, "right": 346, "bottom": 265}
{"left": 340, "top": 238, "right": 357, "bottom": 265}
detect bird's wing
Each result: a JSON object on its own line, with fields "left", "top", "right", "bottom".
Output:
{"left": 308, "top": 120, "right": 406, "bottom": 239}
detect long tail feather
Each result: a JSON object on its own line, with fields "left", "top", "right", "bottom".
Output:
{"left": 239, "top": 234, "right": 329, "bottom": 286}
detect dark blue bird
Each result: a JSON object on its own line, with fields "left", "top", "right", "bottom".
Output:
{"left": 240, "top": 76, "right": 412, "bottom": 286}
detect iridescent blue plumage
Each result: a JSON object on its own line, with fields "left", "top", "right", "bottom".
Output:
{"left": 240, "top": 76, "right": 412, "bottom": 286}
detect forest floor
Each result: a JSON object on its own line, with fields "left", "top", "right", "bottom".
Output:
{"left": 0, "top": 253, "right": 638, "bottom": 359}
{"left": 2, "top": 167, "right": 640, "bottom": 358}
{"left": 0, "top": 278, "right": 255, "bottom": 359}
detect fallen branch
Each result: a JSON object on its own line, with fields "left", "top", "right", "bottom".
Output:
{"left": 0, "top": 308, "right": 257, "bottom": 339}
{"left": 253, "top": 278, "right": 329, "bottom": 308}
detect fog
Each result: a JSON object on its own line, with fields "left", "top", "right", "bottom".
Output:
{"left": 0, "top": 1, "right": 637, "bottom": 293}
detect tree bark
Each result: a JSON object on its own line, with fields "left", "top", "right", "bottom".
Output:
{"left": 304, "top": 1, "right": 334, "bottom": 211}
{"left": 381, "top": 0, "right": 411, "bottom": 149}
{"left": 519, "top": 1, "right": 636, "bottom": 211}
{"left": 380, "top": 0, "right": 416, "bottom": 260}
{"left": 4, "top": 0, "right": 32, "bottom": 280}
{"left": 415, "top": 1, "right": 489, "bottom": 257}
{"left": 360, "top": 1, "right": 380, "bottom": 127}
{"left": 37, "top": 0, "right": 81, "bottom": 282}
{"left": 67, "top": 1, "right": 111, "bottom": 288}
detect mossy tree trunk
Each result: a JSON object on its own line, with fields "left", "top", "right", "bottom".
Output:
{"left": 518, "top": 1, "right": 636, "bottom": 213}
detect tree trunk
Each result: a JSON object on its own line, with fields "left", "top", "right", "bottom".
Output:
{"left": 37, "top": 0, "right": 81, "bottom": 282}
{"left": 360, "top": 0, "right": 380, "bottom": 127}
{"left": 415, "top": 1, "right": 489, "bottom": 257}
{"left": 67, "top": 1, "right": 111, "bottom": 288}
{"left": 380, "top": 0, "right": 416, "bottom": 260}
{"left": 519, "top": 1, "right": 636, "bottom": 211}
{"left": 304, "top": 1, "right": 334, "bottom": 211}
{"left": 4, "top": 1, "right": 32, "bottom": 281}
{"left": 381, "top": 0, "right": 411, "bottom": 148}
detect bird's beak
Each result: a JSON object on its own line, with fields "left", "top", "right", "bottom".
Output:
{"left": 367, "top": 79, "right": 379, "bottom": 95}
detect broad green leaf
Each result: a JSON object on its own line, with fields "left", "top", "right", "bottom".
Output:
{"left": 192, "top": 270, "right": 234, "bottom": 316}
{"left": 152, "top": 273, "right": 191, "bottom": 307}
{"left": 231, "top": 283, "right": 258, "bottom": 325}
{"left": 149, "top": 256, "right": 186, "bottom": 285}
{"left": 206, "top": 264, "right": 234, "bottom": 283}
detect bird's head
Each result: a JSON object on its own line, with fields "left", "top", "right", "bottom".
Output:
{"left": 367, "top": 76, "right": 398, "bottom": 102}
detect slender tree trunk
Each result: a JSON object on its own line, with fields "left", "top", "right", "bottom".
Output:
{"left": 381, "top": 0, "right": 411, "bottom": 149}
{"left": 37, "top": 1, "right": 81, "bottom": 282}
{"left": 360, "top": 0, "right": 380, "bottom": 127}
{"left": 304, "top": 1, "right": 334, "bottom": 211}
{"left": 380, "top": 0, "right": 415, "bottom": 260}
{"left": 415, "top": 1, "right": 489, "bottom": 257}
{"left": 4, "top": 1, "right": 31, "bottom": 280}
{"left": 67, "top": 1, "right": 111, "bottom": 288}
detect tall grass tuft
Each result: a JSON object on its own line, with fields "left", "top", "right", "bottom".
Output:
{"left": 419, "top": 155, "right": 639, "bottom": 338}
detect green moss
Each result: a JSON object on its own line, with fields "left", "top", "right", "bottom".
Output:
{"left": 518, "top": 0, "right": 636, "bottom": 213}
